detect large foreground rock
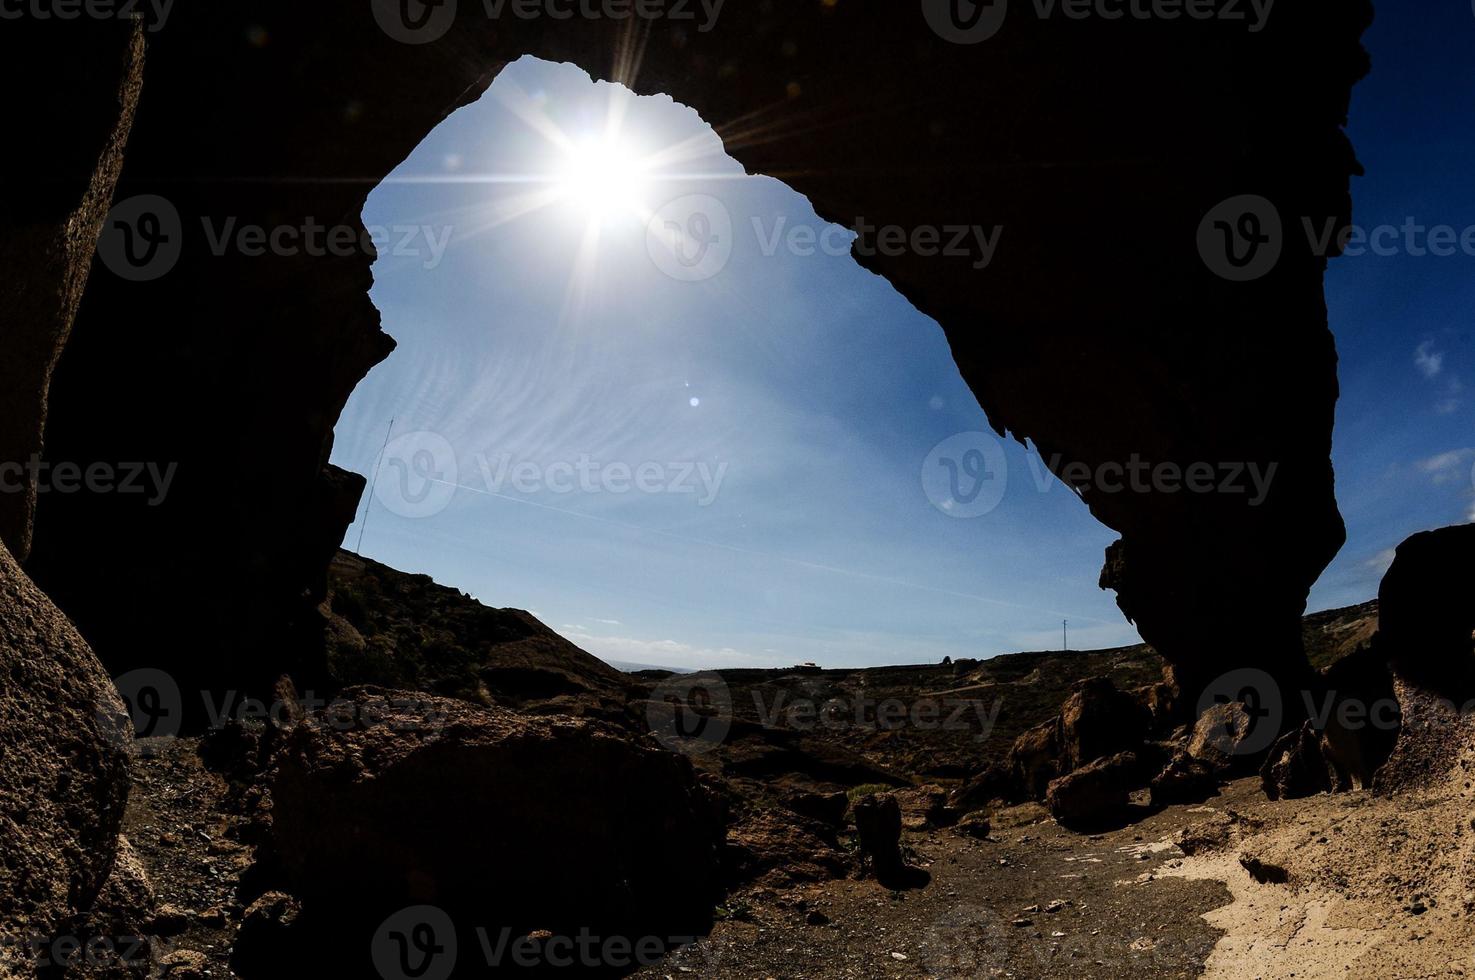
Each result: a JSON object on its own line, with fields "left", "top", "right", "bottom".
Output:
{"left": 1045, "top": 752, "right": 1142, "bottom": 828}
{"left": 267, "top": 687, "right": 723, "bottom": 937}
{"left": 0, "top": 541, "right": 131, "bottom": 944}
{"left": 1378, "top": 524, "right": 1475, "bottom": 687}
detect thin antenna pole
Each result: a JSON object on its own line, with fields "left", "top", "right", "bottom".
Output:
{"left": 355, "top": 417, "right": 395, "bottom": 555}
{"left": 1063, "top": 619, "right": 1068, "bottom": 651}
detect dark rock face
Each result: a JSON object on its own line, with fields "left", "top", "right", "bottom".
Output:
{"left": 1150, "top": 751, "right": 1220, "bottom": 807}
{"left": 266, "top": 687, "right": 722, "bottom": 938}
{"left": 1260, "top": 721, "right": 1337, "bottom": 800}
{"left": 1057, "top": 677, "right": 1152, "bottom": 773}
{"left": 0, "top": 541, "right": 132, "bottom": 939}
{"left": 0, "top": 21, "right": 144, "bottom": 561}
{"left": 1044, "top": 752, "right": 1141, "bottom": 828}
{"left": 12, "top": 1, "right": 1368, "bottom": 711}
{"left": 1378, "top": 524, "right": 1475, "bottom": 689}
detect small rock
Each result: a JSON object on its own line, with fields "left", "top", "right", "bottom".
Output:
{"left": 805, "top": 910, "right": 829, "bottom": 926}
{"left": 157, "top": 949, "right": 210, "bottom": 979}
{"left": 1012, "top": 918, "right": 1032, "bottom": 928}
{"left": 147, "top": 904, "right": 191, "bottom": 936}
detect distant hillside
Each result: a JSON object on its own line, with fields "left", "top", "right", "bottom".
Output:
{"left": 324, "top": 550, "right": 629, "bottom": 710}
{"left": 324, "top": 549, "right": 1378, "bottom": 763}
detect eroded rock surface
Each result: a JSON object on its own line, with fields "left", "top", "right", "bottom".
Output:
{"left": 0, "top": 541, "right": 131, "bottom": 951}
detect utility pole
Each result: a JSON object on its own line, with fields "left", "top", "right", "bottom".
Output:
{"left": 355, "top": 417, "right": 395, "bottom": 555}
{"left": 1063, "top": 619, "right": 1068, "bottom": 652}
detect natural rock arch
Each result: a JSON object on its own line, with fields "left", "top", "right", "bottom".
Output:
{"left": 9, "top": 1, "right": 1369, "bottom": 713}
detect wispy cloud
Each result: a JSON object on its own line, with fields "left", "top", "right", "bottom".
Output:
{"left": 1363, "top": 546, "right": 1398, "bottom": 575}
{"left": 559, "top": 628, "right": 784, "bottom": 670}
{"left": 1417, "top": 448, "right": 1474, "bottom": 484}
{"left": 1416, "top": 340, "right": 1445, "bottom": 378}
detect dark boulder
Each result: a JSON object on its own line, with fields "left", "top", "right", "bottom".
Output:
{"left": 1378, "top": 524, "right": 1475, "bottom": 689}
{"left": 1045, "top": 752, "right": 1142, "bottom": 828}
{"left": 852, "top": 793, "right": 905, "bottom": 882}
{"left": 1260, "top": 721, "right": 1338, "bottom": 800}
{"left": 1188, "top": 700, "right": 1276, "bottom": 772}
{"left": 946, "top": 764, "right": 1017, "bottom": 819}
{"left": 1009, "top": 722, "right": 1062, "bottom": 801}
{"left": 1057, "top": 677, "right": 1151, "bottom": 773}
{"left": 266, "top": 687, "right": 723, "bottom": 940}
{"left": 851, "top": 793, "right": 927, "bottom": 889}
{"left": 1150, "top": 751, "right": 1219, "bottom": 807}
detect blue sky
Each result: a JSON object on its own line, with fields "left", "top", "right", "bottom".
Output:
{"left": 333, "top": 8, "right": 1473, "bottom": 671}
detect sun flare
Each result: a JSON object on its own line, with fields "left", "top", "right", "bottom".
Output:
{"left": 554, "top": 136, "right": 651, "bottom": 219}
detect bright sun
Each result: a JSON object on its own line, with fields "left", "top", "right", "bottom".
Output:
{"left": 555, "top": 137, "right": 650, "bottom": 219}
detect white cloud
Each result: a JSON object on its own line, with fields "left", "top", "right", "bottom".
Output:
{"left": 1363, "top": 547, "right": 1398, "bottom": 575}
{"left": 560, "top": 628, "right": 784, "bottom": 670}
{"left": 1418, "top": 448, "right": 1474, "bottom": 484}
{"left": 1416, "top": 340, "right": 1445, "bottom": 378}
